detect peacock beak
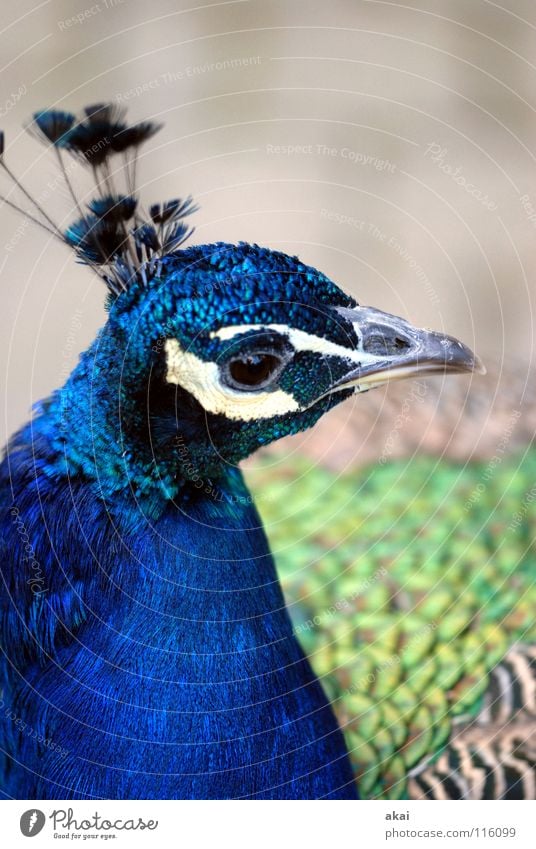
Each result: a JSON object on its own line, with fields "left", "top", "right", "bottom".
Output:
{"left": 331, "top": 306, "right": 485, "bottom": 392}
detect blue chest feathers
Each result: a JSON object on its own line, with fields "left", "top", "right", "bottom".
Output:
{"left": 0, "top": 442, "right": 356, "bottom": 799}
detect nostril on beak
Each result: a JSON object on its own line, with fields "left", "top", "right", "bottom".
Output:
{"left": 333, "top": 305, "right": 484, "bottom": 391}
{"left": 362, "top": 329, "right": 412, "bottom": 357}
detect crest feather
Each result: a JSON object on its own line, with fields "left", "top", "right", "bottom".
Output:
{"left": 0, "top": 103, "right": 197, "bottom": 295}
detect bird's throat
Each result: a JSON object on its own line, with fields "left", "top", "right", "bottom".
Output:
{"left": 4, "top": 429, "right": 357, "bottom": 798}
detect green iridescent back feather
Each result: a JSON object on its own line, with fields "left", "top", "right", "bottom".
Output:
{"left": 247, "top": 447, "right": 536, "bottom": 799}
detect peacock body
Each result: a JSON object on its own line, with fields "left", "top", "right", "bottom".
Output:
{"left": 1, "top": 102, "right": 525, "bottom": 801}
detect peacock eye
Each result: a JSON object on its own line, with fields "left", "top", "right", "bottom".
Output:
{"left": 226, "top": 353, "right": 283, "bottom": 390}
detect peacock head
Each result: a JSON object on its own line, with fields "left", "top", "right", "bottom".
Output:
{"left": 0, "top": 104, "right": 483, "bottom": 493}
{"left": 107, "top": 240, "right": 483, "bottom": 481}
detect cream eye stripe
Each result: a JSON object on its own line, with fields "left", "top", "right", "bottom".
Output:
{"left": 210, "top": 323, "right": 382, "bottom": 367}
{"left": 164, "top": 339, "right": 300, "bottom": 421}
{"left": 164, "top": 323, "right": 380, "bottom": 422}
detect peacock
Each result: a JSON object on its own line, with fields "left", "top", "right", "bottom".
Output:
{"left": 0, "top": 104, "right": 529, "bottom": 801}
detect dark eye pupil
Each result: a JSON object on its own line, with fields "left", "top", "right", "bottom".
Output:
{"left": 229, "top": 354, "right": 279, "bottom": 387}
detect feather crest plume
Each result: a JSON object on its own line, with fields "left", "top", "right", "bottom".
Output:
{"left": 0, "top": 103, "right": 198, "bottom": 295}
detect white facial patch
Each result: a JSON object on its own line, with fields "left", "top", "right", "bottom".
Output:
{"left": 164, "top": 323, "right": 384, "bottom": 422}
{"left": 211, "top": 323, "right": 375, "bottom": 365}
{"left": 164, "top": 339, "right": 300, "bottom": 421}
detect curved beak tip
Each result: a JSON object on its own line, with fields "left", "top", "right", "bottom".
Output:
{"left": 333, "top": 306, "right": 487, "bottom": 391}
{"left": 444, "top": 339, "right": 486, "bottom": 377}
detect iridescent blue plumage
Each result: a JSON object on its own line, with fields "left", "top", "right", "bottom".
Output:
{"left": 0, "top": 104, "right": 480, "bottom": 800}
{"left": 0, "top": 242, "right": 359, "bottom": 799}
{"left": 1, "top": 428, "right": 357, "bottom": 798}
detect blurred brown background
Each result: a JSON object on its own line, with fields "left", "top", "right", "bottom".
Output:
{"left": 1, "top": 0, "right": 535, "bottom": 462}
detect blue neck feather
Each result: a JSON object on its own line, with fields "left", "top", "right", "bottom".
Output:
{"left": 1, "top": 398, "right": 358, "bottom": 799}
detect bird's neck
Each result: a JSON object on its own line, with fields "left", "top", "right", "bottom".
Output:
{"left": 78, "top": 471, "right": 355, "bottom": 798}
{"left": 99, "top": 472, "right": 294, "bottom": 655}
{"left": 27, "top": 394, "right": 294, "bottom": 649}
{"left": 40, "top": 328, "right": 206, "bottom": 515}
{"left": 8, "top": 406, "right": 358, "bottom": 798}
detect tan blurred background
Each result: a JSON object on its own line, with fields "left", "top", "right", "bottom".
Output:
{"left": 1, "top": 0, "right": 535, "bottom": 462}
